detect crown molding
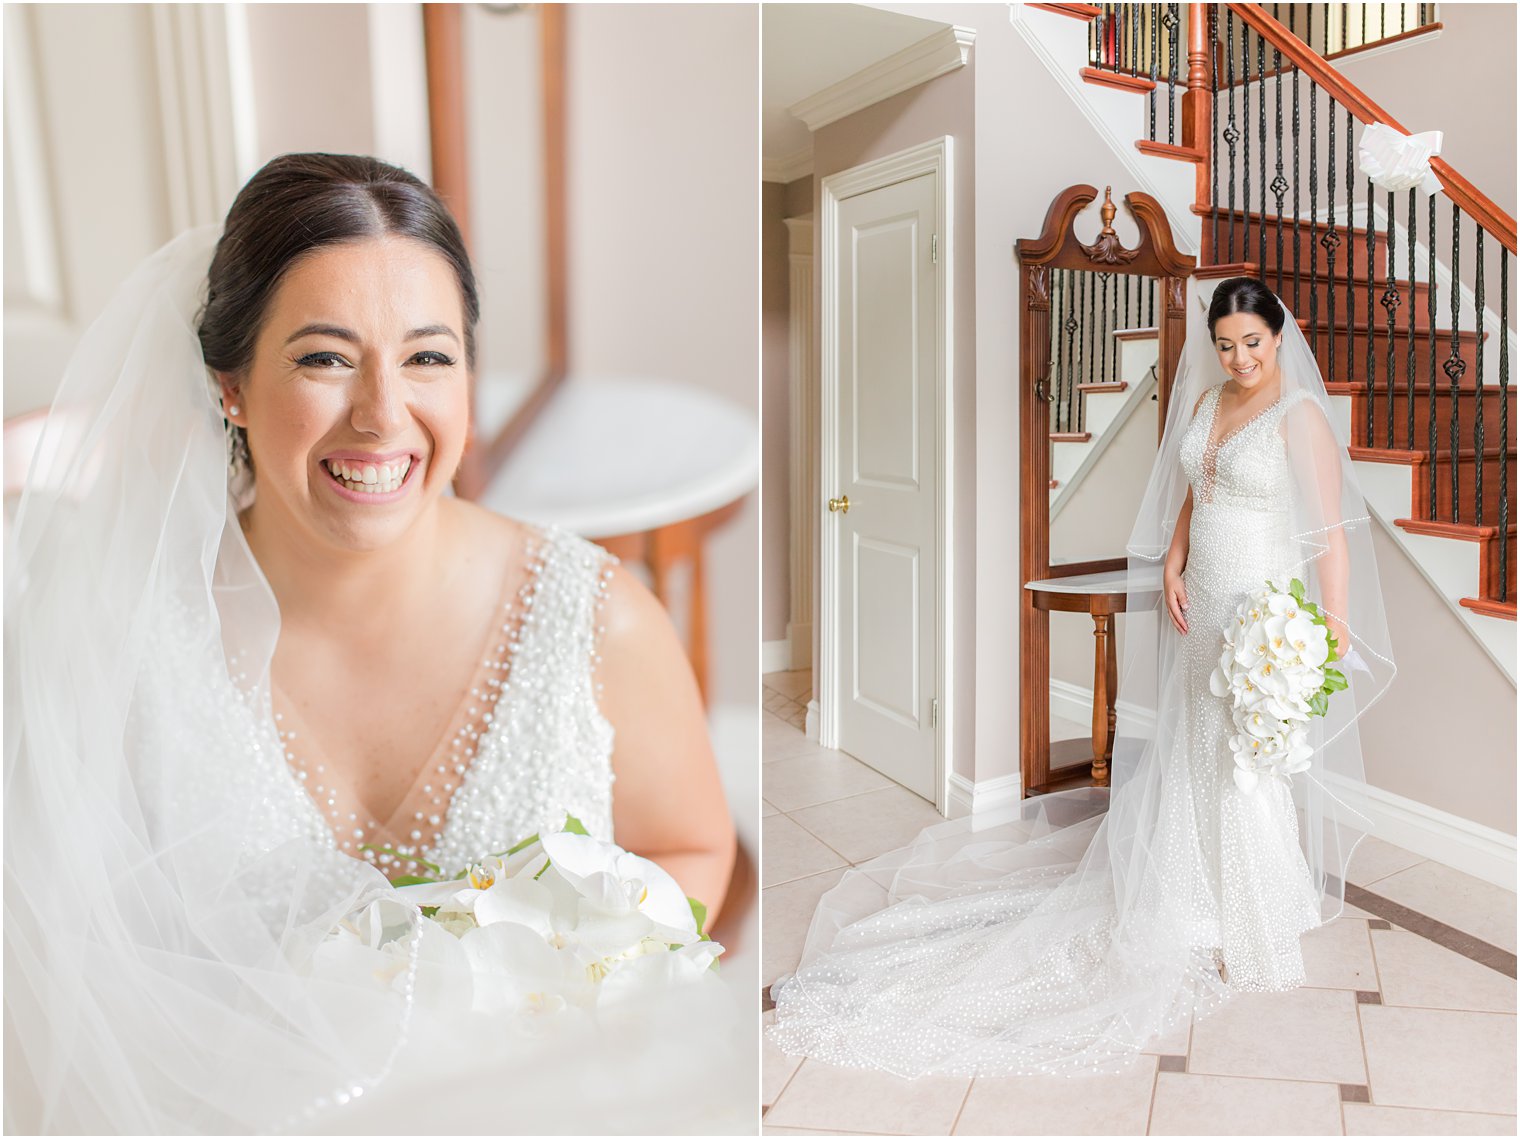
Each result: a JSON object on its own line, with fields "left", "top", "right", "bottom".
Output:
{"left": 763, "top": 144, "right": 814, "bottom": 184}
{"left": 788, "top": 25, "right": 975, "bottom": 132}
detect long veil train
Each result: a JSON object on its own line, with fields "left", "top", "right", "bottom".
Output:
{"left": 767, "top": 282, "right": 1395, "bottom": 1078}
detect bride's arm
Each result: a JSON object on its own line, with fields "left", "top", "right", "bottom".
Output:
{"left": 1285, "top": 401, "right": 1351, "bottom": 656}
{"left": 596, "top": 565, "right": 737, "bottom": 922}
{"left": 1163, "top": 488, "right": 1194, "bottom": 636}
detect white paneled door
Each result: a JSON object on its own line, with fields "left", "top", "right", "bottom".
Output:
{"left": 830, "top": 171, "right": 938, "bottom": 802}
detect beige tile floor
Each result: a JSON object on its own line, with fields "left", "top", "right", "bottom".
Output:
{"left": 760, "top": 669, "right": 1517, "bottom": 1136}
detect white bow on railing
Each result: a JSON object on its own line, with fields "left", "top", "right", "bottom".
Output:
{"left": 1358, "top": 122, "right": 1443, "bottom": 196}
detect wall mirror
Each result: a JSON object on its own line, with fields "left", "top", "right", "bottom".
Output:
{"left": 427, "top": 4, "right": 566, "bottom": 497}
{"left": 1016, "top": 185, "right": 1194, "bottom": 797}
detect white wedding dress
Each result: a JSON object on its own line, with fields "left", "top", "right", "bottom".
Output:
{"left": 767, "top": 383, "right": 1326, "bottom": 1078}
{"left": 145, "top": 524, "right": 620, "bottom": 881}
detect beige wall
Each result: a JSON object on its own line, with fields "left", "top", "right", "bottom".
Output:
{"left": 762, "top": 181, "right": 792, "bottom": 645}
{"left": 811, "top": 55, "right": 979, "bottom": 778}
{"left": 565, "top": 4, "right": 759, "bottom": 712}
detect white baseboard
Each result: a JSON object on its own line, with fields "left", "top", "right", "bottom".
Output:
{"left": 1056, "top": 679, "right": 1515, "bottom": 890}
{"left": 947, "top": 770, "right": 1024, "bottom": 819}
{"left": 761, "top": 639, "right": 792, "bottom": 676}
{"left": 1322, "top": 771, "right": 1517, "bottom": 892}
{"left": 1049, "top": 678, "right": 1158, "bottom": 735}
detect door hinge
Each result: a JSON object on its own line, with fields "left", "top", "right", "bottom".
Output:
{"left": 931, "top": 234, "right": 938, "bottom": 265}
{"left": 930, "top": 697, "right": 939, "bottom": 727}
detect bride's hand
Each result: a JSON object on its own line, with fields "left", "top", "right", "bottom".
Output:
{"left": 1164, "top": 567, "right": 1189, "bottom": 636}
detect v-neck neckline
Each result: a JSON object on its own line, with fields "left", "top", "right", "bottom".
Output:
{"left": 1205, "top": 384, "right": 1284, "bottom": 456}
{"left": 272, "top": 525, "right": 551, "bottom": 877}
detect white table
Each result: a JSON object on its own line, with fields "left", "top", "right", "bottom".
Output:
{"left": 480, "top": 375, "right": 759, "bottom": 699}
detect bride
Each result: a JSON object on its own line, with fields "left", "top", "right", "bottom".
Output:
{"left": 768, "top": 277, "right": 1396, "bottom": 1077}
{"left": 5, "top": 154, "right": 742, "bottom": 1133}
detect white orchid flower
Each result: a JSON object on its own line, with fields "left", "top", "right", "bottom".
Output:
{"left": 540, "top": 831, "right": 699, "bottom": 941}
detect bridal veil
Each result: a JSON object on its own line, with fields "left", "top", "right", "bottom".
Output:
{"left": 767, "top": 281, "right": 1395, "bottom": 1078}
{"left": 4, "top": 230, "right": 745, "bottom": 1133}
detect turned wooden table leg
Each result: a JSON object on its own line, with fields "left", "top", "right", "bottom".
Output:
{"left": 1091, "top": 613, "right": 1112, "bottom": 787}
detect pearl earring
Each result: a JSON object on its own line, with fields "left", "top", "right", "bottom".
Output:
{"left": 227, "top": 405, "right": 240, "bottom": 417}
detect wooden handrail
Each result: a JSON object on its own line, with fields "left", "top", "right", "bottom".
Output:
{"left": 1228, "top": 3, "right": 1516, "bottom": 255}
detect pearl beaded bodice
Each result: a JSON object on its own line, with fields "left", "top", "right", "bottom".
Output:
{"left": 246, "top": 526, "right": 616, "bottom": 880}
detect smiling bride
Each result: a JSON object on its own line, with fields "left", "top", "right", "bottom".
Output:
{"left": 4, "top": 153, "right": 743, "bottom": 1134}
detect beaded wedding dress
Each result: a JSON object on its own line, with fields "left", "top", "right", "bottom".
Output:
{"left": 165, "top": 524, "right": 620, "bottom": 884}
{"left": 5, "top": 228, "right": 746, "bottom": 1134}
{"left": 768, "top": 289, "right": 1395, "bottom": 1080}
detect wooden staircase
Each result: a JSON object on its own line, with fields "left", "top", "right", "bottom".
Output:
{"left": 1039, "top": 2, "right": 1516, "bottom": 668}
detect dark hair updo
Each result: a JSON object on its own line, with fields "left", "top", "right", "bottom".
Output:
{"left": 1206, "top": 276, "right": 1286, "bottom": 337}
{"left": 198, "top": 153, "right": 480, "bottom": 472}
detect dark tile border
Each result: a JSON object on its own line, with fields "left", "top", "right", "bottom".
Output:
{"left": 1345, "top": 882, "right": 1517, "bottom": 979}
{"left": 1157, "top": 1054, "right": 1187, "bottom": 1072}
{"left": 1339, "top": 1084, "right": 1370, "bottom": 1103}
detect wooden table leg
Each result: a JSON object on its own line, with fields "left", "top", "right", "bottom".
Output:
{"left": 1090, "top": 613, "right": 1111, "bottom": 786}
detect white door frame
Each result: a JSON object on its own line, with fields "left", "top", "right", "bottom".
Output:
{"left": 818, "top": 136, "right": 954, "bottom": 816}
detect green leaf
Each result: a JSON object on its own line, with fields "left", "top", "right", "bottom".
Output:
{"left": 390, "top": 874, "right": 436, "bottom": 887}
{"left": 562, "top": 815, "right": 591, "bottom": 836}
{"left": 688, "top": 896, "right": 708, "bottom": 938}
{"left": 420, "top": 905, "right": 440, "bottom": 918}
{"left": 502, "top": 832, "right": 542, "bottom": 857}
{"left": 1290, "top": 577, "right": 1306, "bottom": 599}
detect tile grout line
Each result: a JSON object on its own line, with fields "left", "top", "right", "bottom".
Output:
{"left": 780, "top": 808, "right": 858, "bottom": 872}
{"left": 1144, "top": 1057, "right": 1162, "bottom": 1135}
{"left": 1346, "top": 882, "right": 1517, "bottom": 978}
{"left": 948, "top": 1076, "right": 975, "bottom": 1136}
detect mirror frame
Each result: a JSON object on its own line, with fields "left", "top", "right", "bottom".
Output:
{"left": 1014, "top": 184, "right": 1195, "bottom": 798}
{"left": 423, "top": 4, "right": 567, "bottom": 500}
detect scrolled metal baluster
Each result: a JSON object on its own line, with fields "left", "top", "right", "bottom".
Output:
{"left": 1428, "top": 194, "right": 1439, "bottom": 517}
{"left": 1211, "top": 6, "right": 1220, "bottom": 260}
{"left": 1272, "top": 28, "right": 1286, "bottom": 297}
{"left": 1226, "top": 10, "right": 1238, "bottom": 260}
{"left": 1448, "top": 205, "right": 1465, "bottom": 522}
{"left": 1346, "top": 103, "right": 1355, "bottom": 397}
{"left": 1257, "top": 25, "right": 1266, "bottom": 279}
{"left": 1365, "top": 178, "right": 1376, "bottom": 444}
{"left": 1149, "top": 5, "right": 1159, "bottom": 141}
{"left": 1383, "top": 189, "right": 1399, "bottom": 449}
{"left": 1292, "top": 4, "right": 1301, "bottom": 313}
{"left": 1325, "top": 99, "right": 1338, "bottom": 384}
{"left": 1500, "top": 250, "right": 1510, "bottom": 600}
{"left": 1475, "top": 228, "right": 1486, "bottom": 524}
{"left": 1242, "top": 18, "right": 1252, "bottom": 255}
{"left": 1167, "top": 3, "right": 1179, "bottom": 145}
{"left": 1407, "top": 190, "right": 1417, "bottom": 450}
{"left": 1309, "top": 71, "right": 1319, "bottom": 339}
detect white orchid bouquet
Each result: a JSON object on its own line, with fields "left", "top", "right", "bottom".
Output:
{"left": 1209, "top": 578, "right": 1348, "bottom": 794}
{"left": 319, "top": 816, "right": 723, "bottom": 1018}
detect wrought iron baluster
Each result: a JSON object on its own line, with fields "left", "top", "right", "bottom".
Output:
{"left": 1366, "top": 177, "right": 1376, "bottom": 443}
{"left": 1083, "top": 270, "right": 1095, "bottom": 393}
{"left": 1054, "top": 270, "right": 1067, "bottom": 430}
{"left": 1346, "top": 103, "right": 1355, "bottom": 396}
{"left": 1428, "top": 195, "right": 1439, "bottom": 516}
{"left": 1407, "top": 190, "right": 1417, "bottom": 449}
{"left": 1501, "top": 250, "right": 1510, "bottom": 600}
{"left": 1226, "top": 10, "right": 1238, "bottom": 260}
{"left": 1257, "top": 26, "right": 1267, "bottom": 278}
{"left": 1167, "top": 3, "right": 1179, "bottom": 145}
{"left": 1475, "top": 228, "right": 1486, "bottom": 524}
{"left": 1361, "top": 2, "right": 1367, "bottom": 47}
{"left": 1384, "top": 190, "right": 1399, "bottom": 448}
{"left": 1448, "top": 204, "right": 1465, "bottom": 522}
{"left": 1291, "top": 4, "right": 1301, "bottom": 313}
{"left": 1242, "top": 19, "right": 1252, "bottom": 258}
{"left": 1309, "top": 72, "right": 1319, "bottom": 338}
{"left": 1325, "top": 99, "right": 1338, "bottom": 384}
{"left": 1340, "top": 3, "right": 1347, "bottom": 56}
{"left": 1272, "top": 28, "right": 1286, "bottom": 297}
{"left": 1149, "top": 5, "right": 1159, "bottom": 140}
{"left": 1211, "top": 6, "right": 1220, "bottom": 259}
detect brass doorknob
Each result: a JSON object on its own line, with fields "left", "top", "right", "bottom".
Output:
{"left": 828, "top": 494, "right": 850, "bottom": 514}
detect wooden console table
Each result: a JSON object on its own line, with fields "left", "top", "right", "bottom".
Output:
{"left": 1024, "top": 568, "right": 1160, "bottom": 793}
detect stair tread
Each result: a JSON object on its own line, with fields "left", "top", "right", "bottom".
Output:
{"left": 1459, "top": 596, "right": 1517, "bottom": 620}
{"left": 1393, "top": 517, "right": 1517, "bottom": 539}
{"left": 1050, "top": 431, "right": 1093, "bottom": 442}
{"left": 1349, "top": 445, "right": 1519, "bottom": 463}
